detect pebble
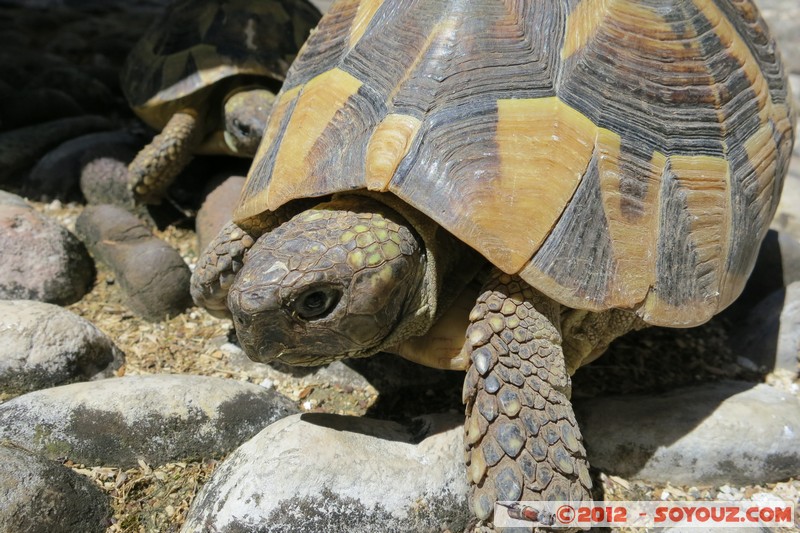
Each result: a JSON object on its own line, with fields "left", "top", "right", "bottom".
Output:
{"left": 0, "top": 190, "right": 94, "bottom": 305}
{"left": 0, "top": 374, "right": 298, "bottom": 468}
{"left": 25, "top": 129, "right": 141, "bottom": 202}
{"left": 0, "top": 114, "right": 113, "bottom": 182}
{"left": 576, "top": 381, "right": 800, "bottom": 486}
{"left": 181, "top": 412, "right": 469, "bottom": 533}
{"left": 0, "top": 300, "right": 124, "bottom": 396}
{"left": 0, "top": 443, "right": 111, "bottom": 533}
{"left": 195, "top": 174, "right": 245, "bottom": 253}
{"left": 75, "top": 204, "right": 192, "bottom": 321}
{"left": 79, "top": 140, "right": 138, "bottom": 207}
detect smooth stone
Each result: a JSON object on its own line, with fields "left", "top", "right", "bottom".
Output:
{"left": 75, "top": 204, "right": 192, "bottom": 321}
{"left": 196, "top": 174, "right": 245, "bottom": 253}
{"left": 0, "top": 115, "right": 113, "bottom": 182}
{"left": 79, "top": 142, "right": 138, "bottom": 207}
{"left": 576, "top": 381, "right": 800, "bottom": 485}
{"left": 25, "top": 129, "right": 141, "bottom": 202}
{"left": 0, "top": 300, "right": 124, "bottom": 395}
{"left": 728, "top": 281, "right": 800, "bottom": 375}
{"left": 0, "top": 443, "right": 111, "bottom": 533}
{"left": 181, "top": 413, "right": 470, "bottom": 533}
{"left": 0, "top": 374, "right": 298, "bottom": 468}
{"left": 0, "top": 192, "right": 94, "bottom": 305}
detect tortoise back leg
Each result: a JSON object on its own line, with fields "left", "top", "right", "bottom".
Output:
{"left": 463, "top": 270, "right": 592, "bottom": 521}
{"left": 128, "top": 110, "right": 200, "bottom": 203}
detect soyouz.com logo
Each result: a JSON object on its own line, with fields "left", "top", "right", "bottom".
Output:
{"left": 495, "top": 500, "right": 796, "bottom": 528}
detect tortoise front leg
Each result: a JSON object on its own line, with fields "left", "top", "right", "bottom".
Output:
{"left": 190, "top": 203, "right": 314, "bottom": 318}
{"left": 128, "top": 110, "right": 200, "bottom": 203}
{"left": 191, "top": 221, "right": 255, "bottom": 318}
{"left": 463, "top": 270, "right": 591, "bottom": 522}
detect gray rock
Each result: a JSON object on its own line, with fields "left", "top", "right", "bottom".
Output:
{"left": 729, "top": 281, "right": 800, "bottom": 375}
{"left": 79, "top": 143, "right": 137, "bottom": 207}
{"left": 196, "top": 174, "right": 245, "bottom": 253}
{"left": 25, "top": 129, "right": 140, "bottom": 202}
{"left": 0, "top": 443, "right": 111, "bottom": 533}
{"left": 0, "top": 193, "right": 94, "bottom": 305}
{"left": 576, "top": 381, "right": 800, "bottom": 485}
{"left": 0, "top": 300, "right": 124, "bottom": 395}
{"left": 75, "top": 204, "right": 191, "bottom": 321}
{"left": 0, "top": 115, "right": 113, "bottom": 182}
{"left": 182, "top": 413, "right": 470, "bottom": 533}
{"left": 0, "top": 374, "right": 298, "bottom": 468}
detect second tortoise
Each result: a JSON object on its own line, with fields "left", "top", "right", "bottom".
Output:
{"left": 121, "top": 0, "right": 321, "bottom": 203}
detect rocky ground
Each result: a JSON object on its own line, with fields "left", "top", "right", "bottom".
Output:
{"left": 0, "top": 0, "right": 799, "bottom": 532}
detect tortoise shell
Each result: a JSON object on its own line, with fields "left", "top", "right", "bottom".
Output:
{"left": 237, "top": 0, "right": 796, "bottom": 328}
{"left": 121, "top": 0, "right": 321, "bottom": 130}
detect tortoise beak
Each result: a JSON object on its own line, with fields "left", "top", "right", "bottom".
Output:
{"left": 228, "top": 284, "right": 289, "bottom": 363}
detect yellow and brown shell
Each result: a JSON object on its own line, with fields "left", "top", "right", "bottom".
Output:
{"left": 121, "top": 0, "right": 321, "bottom": 129}
{"left": 237, "top": 0, "right": 796, "bottom": 328}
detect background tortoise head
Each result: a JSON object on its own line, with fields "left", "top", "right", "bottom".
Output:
{"left": 222, "top": 87, "right": 276, "bottom": 155}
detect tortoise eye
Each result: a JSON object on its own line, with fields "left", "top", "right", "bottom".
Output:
{"left": 293, "top": 287, "right": 340, "bottom": 320}
{"left": 233, "top": 118, "right": 251, "bottom": 137}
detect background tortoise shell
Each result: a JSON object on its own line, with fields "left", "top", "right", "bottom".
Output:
{"left": 121, "top": 0, "right": 321, "bottom": 130}
{"left": 236, "top": 0, "right": 796, "bottom": 328}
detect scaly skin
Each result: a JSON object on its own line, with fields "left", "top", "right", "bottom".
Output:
{"left": 128, "top": 110, "right": 200, "bottom": 203}
{"left": 191, "top": 221, "right": 256, "bottom": 318}
{"left": 191, "top": 203, "right": 309, "bottom": 318}
{"left": 463, "top": 271, "right": 592, "bottom": 523}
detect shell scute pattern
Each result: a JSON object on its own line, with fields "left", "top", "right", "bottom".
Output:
{"left": 238, "top": 0, "right": 795, "bottom": 327}
{"left": 121, "top": 0, "right": 321, "bottom": 125}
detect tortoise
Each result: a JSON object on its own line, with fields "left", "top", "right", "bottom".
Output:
{"left": 120, "top": 0, "right": 321, "bottom": 203}
{"left": 190, "top": 0, "right": 796, "bottom": 526}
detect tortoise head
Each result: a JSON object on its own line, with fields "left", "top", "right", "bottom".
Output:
{"left": 228, "top": 197, "right": 426, "bottom": 366}
{"left": 222, "top": 87, "right": 275, "bottom": 155}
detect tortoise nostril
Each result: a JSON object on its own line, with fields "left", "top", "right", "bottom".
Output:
{"left": 231, "top": 285, "right": 281, "bottom": 314}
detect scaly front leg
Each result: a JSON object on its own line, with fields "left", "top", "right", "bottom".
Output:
{"left": 463, "top": 270, "right": 592, "bottom": 524}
